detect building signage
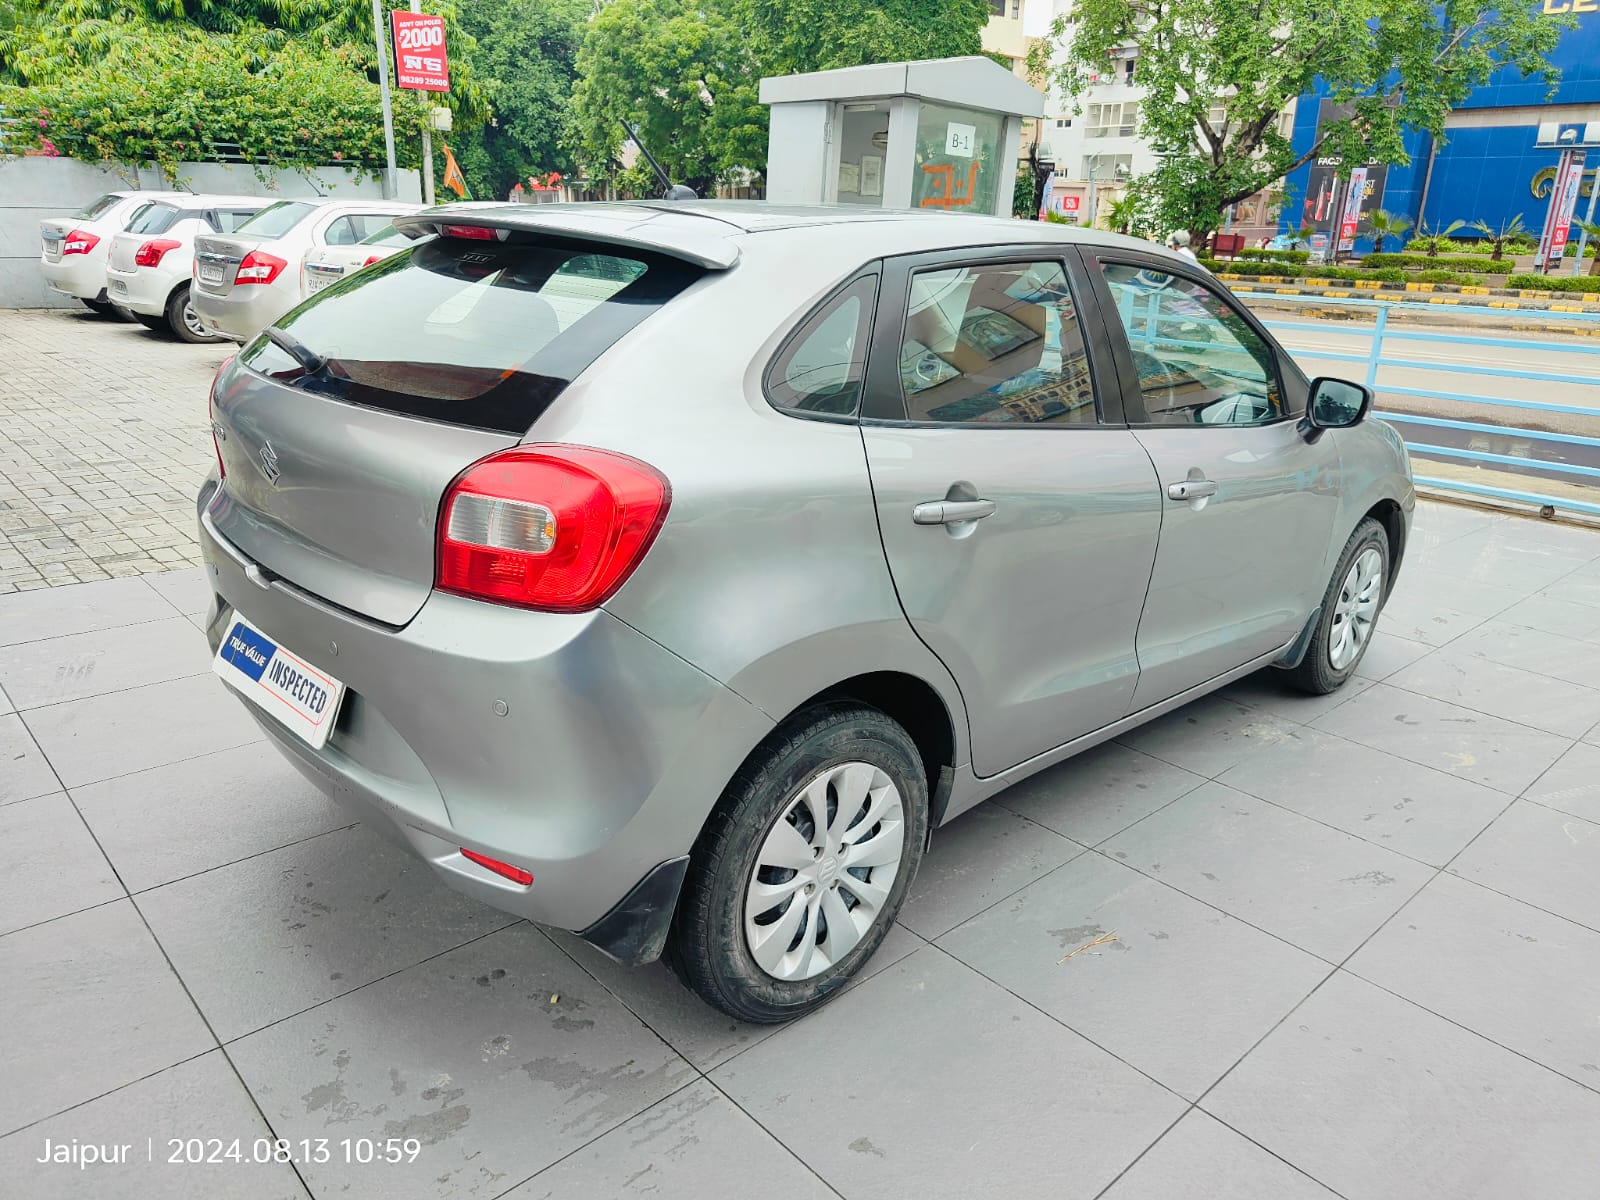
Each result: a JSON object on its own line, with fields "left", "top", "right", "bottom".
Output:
{"left": 1537, "top": 148, "right": 1587, "bottom": 271}
{"left": 391, "top": 11, "right": 450, "bottom": 92}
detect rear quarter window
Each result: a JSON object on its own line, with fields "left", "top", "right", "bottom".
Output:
{"left": 239, "top": 235, "right": 702, "bottom": 434}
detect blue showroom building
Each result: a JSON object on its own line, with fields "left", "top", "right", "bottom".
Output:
{"left": 1281, "top": 3, "right": 1599, "bottom": 251}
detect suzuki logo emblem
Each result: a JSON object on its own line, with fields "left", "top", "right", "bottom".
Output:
{"left": 259, "top": 441, "right": 281, "bottom": 485}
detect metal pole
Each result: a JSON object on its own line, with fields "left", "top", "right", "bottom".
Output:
{"left": 1084, "top": 156, "right": 1099, "bottom": 229}
{"left": 1573, "top": 165, "right": 1597, "bottom": 278}
{"left": 372, "top": 0, "right": 398, "bottom": 199}
{"left": 1365, "top": 303, "right": 1388, "bottom": 389}
{"left": 409, "top": 0, "right": 435, "bottom": 205}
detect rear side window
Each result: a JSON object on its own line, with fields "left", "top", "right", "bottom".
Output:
{"left": 238, "top": 236, "right": 703, "bottom": 434}
{"left": 237, "top": 201, "right": 317, "bottom": 239}
{"left": 125, "top": 203, "right": 181, "bottom": 235}
{"left": 765, "top": 276, "right": 876, "bottom": 417}
{"left": 323, "top": 216, "right": 361, "bottom": 246}
{"left": 75, "top": 194, "right": 123, "bottom": 221}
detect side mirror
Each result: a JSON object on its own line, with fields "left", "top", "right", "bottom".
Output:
{"left": 1302, "top": 377, "right": 1373, "bottom": 441}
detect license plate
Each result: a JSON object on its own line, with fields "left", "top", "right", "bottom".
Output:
{"left": 200, "top": 263, "right": 225, "bottom": 285}
{"left": 44, "top": 246, "right": 62, "bottom": 263}
{"left": 306, "top": 274, "right": 334, "bottom": 293}
{"left": 213, "top": 614, "right": 344, "bottom": 749}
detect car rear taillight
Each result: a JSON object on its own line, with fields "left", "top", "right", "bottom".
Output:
{"left": 236, "top": 250, "right": 286, "bottom": 284}
{"left": 436, "top": 445, "right": 670, "bottom": 612}
{"left": 62, "top": 229, "right": 99, "bottom": 255}
{"left": 361, "top": 255, "right": 383, "bottom": 266}
{"left": 134, "top": 238, "right": 181, "bottom": 267}
{"left": 460, "top": 848, "right": 533, "bottom": 886}
{"left": 209, "top": 355, "right": 234, "bottom": 480}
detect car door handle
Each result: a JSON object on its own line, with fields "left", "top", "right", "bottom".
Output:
{"left": 913, "top": 499, "right": 998, "bottom": 525}
{"left": 1166, "top": 479, "right": 1218, "bottom": 502}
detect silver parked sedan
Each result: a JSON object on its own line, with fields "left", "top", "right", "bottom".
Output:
{"left": 199, "top": 202, "right": 1413, "bottom": 1022}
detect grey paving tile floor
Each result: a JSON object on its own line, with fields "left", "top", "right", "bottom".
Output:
{"left": 2, "top": 500, "right": 1599, "bottom": 1199}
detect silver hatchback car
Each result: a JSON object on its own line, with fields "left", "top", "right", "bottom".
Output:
{"left": 199, "top": 202, "right": 1413, "bottom": 1022}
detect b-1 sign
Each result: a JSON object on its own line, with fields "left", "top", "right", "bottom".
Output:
{"left": 391, "top": 11, "right": 449, "bottom": 92}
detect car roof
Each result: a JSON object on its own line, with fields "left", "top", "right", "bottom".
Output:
{"left": 149, "top": 194, "right": 274, "bottom": 210}
{"left": 395, "top": 200, "right": 1164, "bottom": 271}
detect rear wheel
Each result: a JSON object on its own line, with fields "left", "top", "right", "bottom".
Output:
{"left": 666, "top": 704, "right": 927, "bottom": 1023}
{"left": 1283, "top": 517, "right": 1389, "bottom": 694}
{"left": 167, "top": 284, "right": 223, "bottom": 344}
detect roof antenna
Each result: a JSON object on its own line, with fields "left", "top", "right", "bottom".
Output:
{"left": 620, "top": 118, "right": 698, "bottom": 200}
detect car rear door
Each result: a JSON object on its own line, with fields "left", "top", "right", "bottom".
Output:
{"left": 1079, "top": 250, "right": 1341, "bottom": 709}
{"left": 859, "top": 247, "right": 1162, "bottom": 779}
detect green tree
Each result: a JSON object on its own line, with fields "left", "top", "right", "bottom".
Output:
{"left": 571, "top": 0, "right": 991, "bottom": 189}
{"left": 1047, "top": 0, "right": 1571, "bottom": 240}
{"left": 454, "top": 0, "right": 585, "bottom": 200}
{"left": 1367, "top": 209, "right": 1413, "bottom": 254}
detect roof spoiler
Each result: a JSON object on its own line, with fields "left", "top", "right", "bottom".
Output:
{"left": 392, "top": 207, "right": 740, "bottom": 270}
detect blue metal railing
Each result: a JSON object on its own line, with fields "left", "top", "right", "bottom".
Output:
{"left": 1248, "top": 294, "right": 1600, "bottom": 518}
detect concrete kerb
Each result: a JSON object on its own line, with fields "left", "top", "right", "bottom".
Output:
{"left": 1215, "top": 271, "right": 1600, "bottom": 317}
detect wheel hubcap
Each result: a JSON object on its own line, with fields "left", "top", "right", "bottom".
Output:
{"left": 744, "top": 761, "right": 905, "bottom": 982}
{"left": 181, "top": 301, "right": 205, "bottom": 337}
{"left": 1329, "top": 546, "right": 1384, "bottom": 670}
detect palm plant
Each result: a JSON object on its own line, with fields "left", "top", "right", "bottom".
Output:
{"left": 1573, "top": 220, "right": 1600, "bottom": 276}
{"left": 1366, "top": 209, "right": 1412, "bottom": 254}
{"left": 1412, "top": 219, "right": 1465, "bottom": 257}
{"left": 1105, "top": 191, "right": 1139, "bottom": 236}
{"left": 1469, "top": 213, "right": 1526, "bottom": 261}
{"left": 1285, "top": 222, "right": 1314, "bottom": 251}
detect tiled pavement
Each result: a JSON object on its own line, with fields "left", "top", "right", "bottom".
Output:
{"left": 0, "top": 309, "right": 228, "bottom": 591}
{"left": 2, "top": 501, "right": 1599, "bottom": 1200}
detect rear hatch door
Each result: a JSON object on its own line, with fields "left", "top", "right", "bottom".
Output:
{"left": 207, "top": 225, "right": 714, "bottom": 626}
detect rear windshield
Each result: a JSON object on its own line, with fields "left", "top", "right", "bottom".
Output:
{"left": 236, "top": 201, "right": 317, "bottom": 239}
{"left": 75, "top": 194, "right": 123, "bottom": 221}
{"left": 238, "top": 235, "right": 703, "bottom": 434}
{"left": 125, "top": 203, "right": 181, "bottom": 235}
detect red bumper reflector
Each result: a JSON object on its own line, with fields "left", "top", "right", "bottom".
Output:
{"left": 461, "top": 848, "right": 533, "bottom": 886}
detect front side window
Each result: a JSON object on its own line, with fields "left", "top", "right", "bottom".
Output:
{"left": 766, "top": 276, "right": 876, "bottom": 417}
{"left": 237, "top": 201, "right": 317, "bottom": 239}
{"left": 896, "top": 260, "right": 1098, "bottom": 426}
{"left": 1101, "top": 264, "right": 1283, "bottom": 427}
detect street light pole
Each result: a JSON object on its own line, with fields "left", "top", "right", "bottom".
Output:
{"left": 371, "top": 0, "right": 398, "bottom": 200}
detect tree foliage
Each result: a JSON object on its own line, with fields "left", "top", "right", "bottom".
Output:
{"left": 571, "top": 0, "right": 992, "bottom": 188}
{"left": 1048, "top": 0, "right": 1573, "bottom": 236}
{"left": 453, "top": 0, "right": 585, "bottom": 200}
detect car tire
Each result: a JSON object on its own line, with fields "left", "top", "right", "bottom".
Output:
{"left": 167, "top": 284, "right": 224, "bottom": 344}
{"left": 81, "top": 297, "right": 116, "bottom": 317}
{"left": 1282, "top": 517, "right": 1390, "bottom": 695}
{"left": 666, "top": 703, "right": 928, "bottom": 1024}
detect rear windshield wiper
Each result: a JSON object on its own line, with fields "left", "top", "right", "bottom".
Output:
{"left": 263, "top": 326, "right": 326, "bottom": 376}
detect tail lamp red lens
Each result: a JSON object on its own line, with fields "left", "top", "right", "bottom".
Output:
{"left": 134, "top": 238, "right": 182, "bottom": 267}
{"left": 436, "top": 445, "right": 670, "bottom": 612}
{"left": 460, "top": 848, "right": 533, "bottom": 887}
{"left": 440, "top": 224, "right": 497, "bottom": 240}
{"left": 62, "top": 229, "right": 99, "bottom": 255}
{"left": 361, "top": 255, "right": 383, "bottom": 266}
{"left": 235, "top": 250, "right": 287, "bottom": 284}
{"left": 209, "top": 355, "right": 234, "bottom": 480}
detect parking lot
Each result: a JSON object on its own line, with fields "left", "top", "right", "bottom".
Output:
{"left": 2, "top": 305, "right": 1599, "bottom": 1200}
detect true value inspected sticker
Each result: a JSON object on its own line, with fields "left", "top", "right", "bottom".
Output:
{"left": 212, "top": 614, "right": 344, "bottom": 749}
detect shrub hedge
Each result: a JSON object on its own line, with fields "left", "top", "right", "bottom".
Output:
{"left": 1506, "top": 274, "right": 1600, "bottom": 294}
{"left": 1239, "top": 247, "right": 1311, "bottom": 264}
{"left": 1362, "top": 253, "right": 1512, "bottom": 275}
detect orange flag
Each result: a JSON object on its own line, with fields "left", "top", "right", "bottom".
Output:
{"left": 441, "top": 143, "right": 468, "bottom": 199}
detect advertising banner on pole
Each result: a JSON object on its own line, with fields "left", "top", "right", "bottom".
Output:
{"left": 391, "top": 11, "right": 449, "bottom": 92}
{"left": 1536, "top": 148, "right": 1585, "bottom": 273}
{"left": 1338, "top": 167, "right": 1368, "bottom": 252}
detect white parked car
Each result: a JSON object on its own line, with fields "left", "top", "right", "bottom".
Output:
{"left": 104, "top": 195, "right": 274, "bottom": 342}
{"left": 299, "top": 222, "right": 416, "bottom": 296}
{"left": 191, "top": 198, "right": 419, "bottom": 341}
{"left": 39, "top": 191, "right": 186, "bottom": 315}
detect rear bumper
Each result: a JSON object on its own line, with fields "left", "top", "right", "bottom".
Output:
{"left": 105, "top": 265, "right": 170, "bottom": 317}
{"left": 40, "top": 255, "right": 107, "bottom": 302}
{"left": 195, "top": 477, "right": 771, "bottom": 956}
{"left": 191, "top": 284, "right": 292, "bottom": 343}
